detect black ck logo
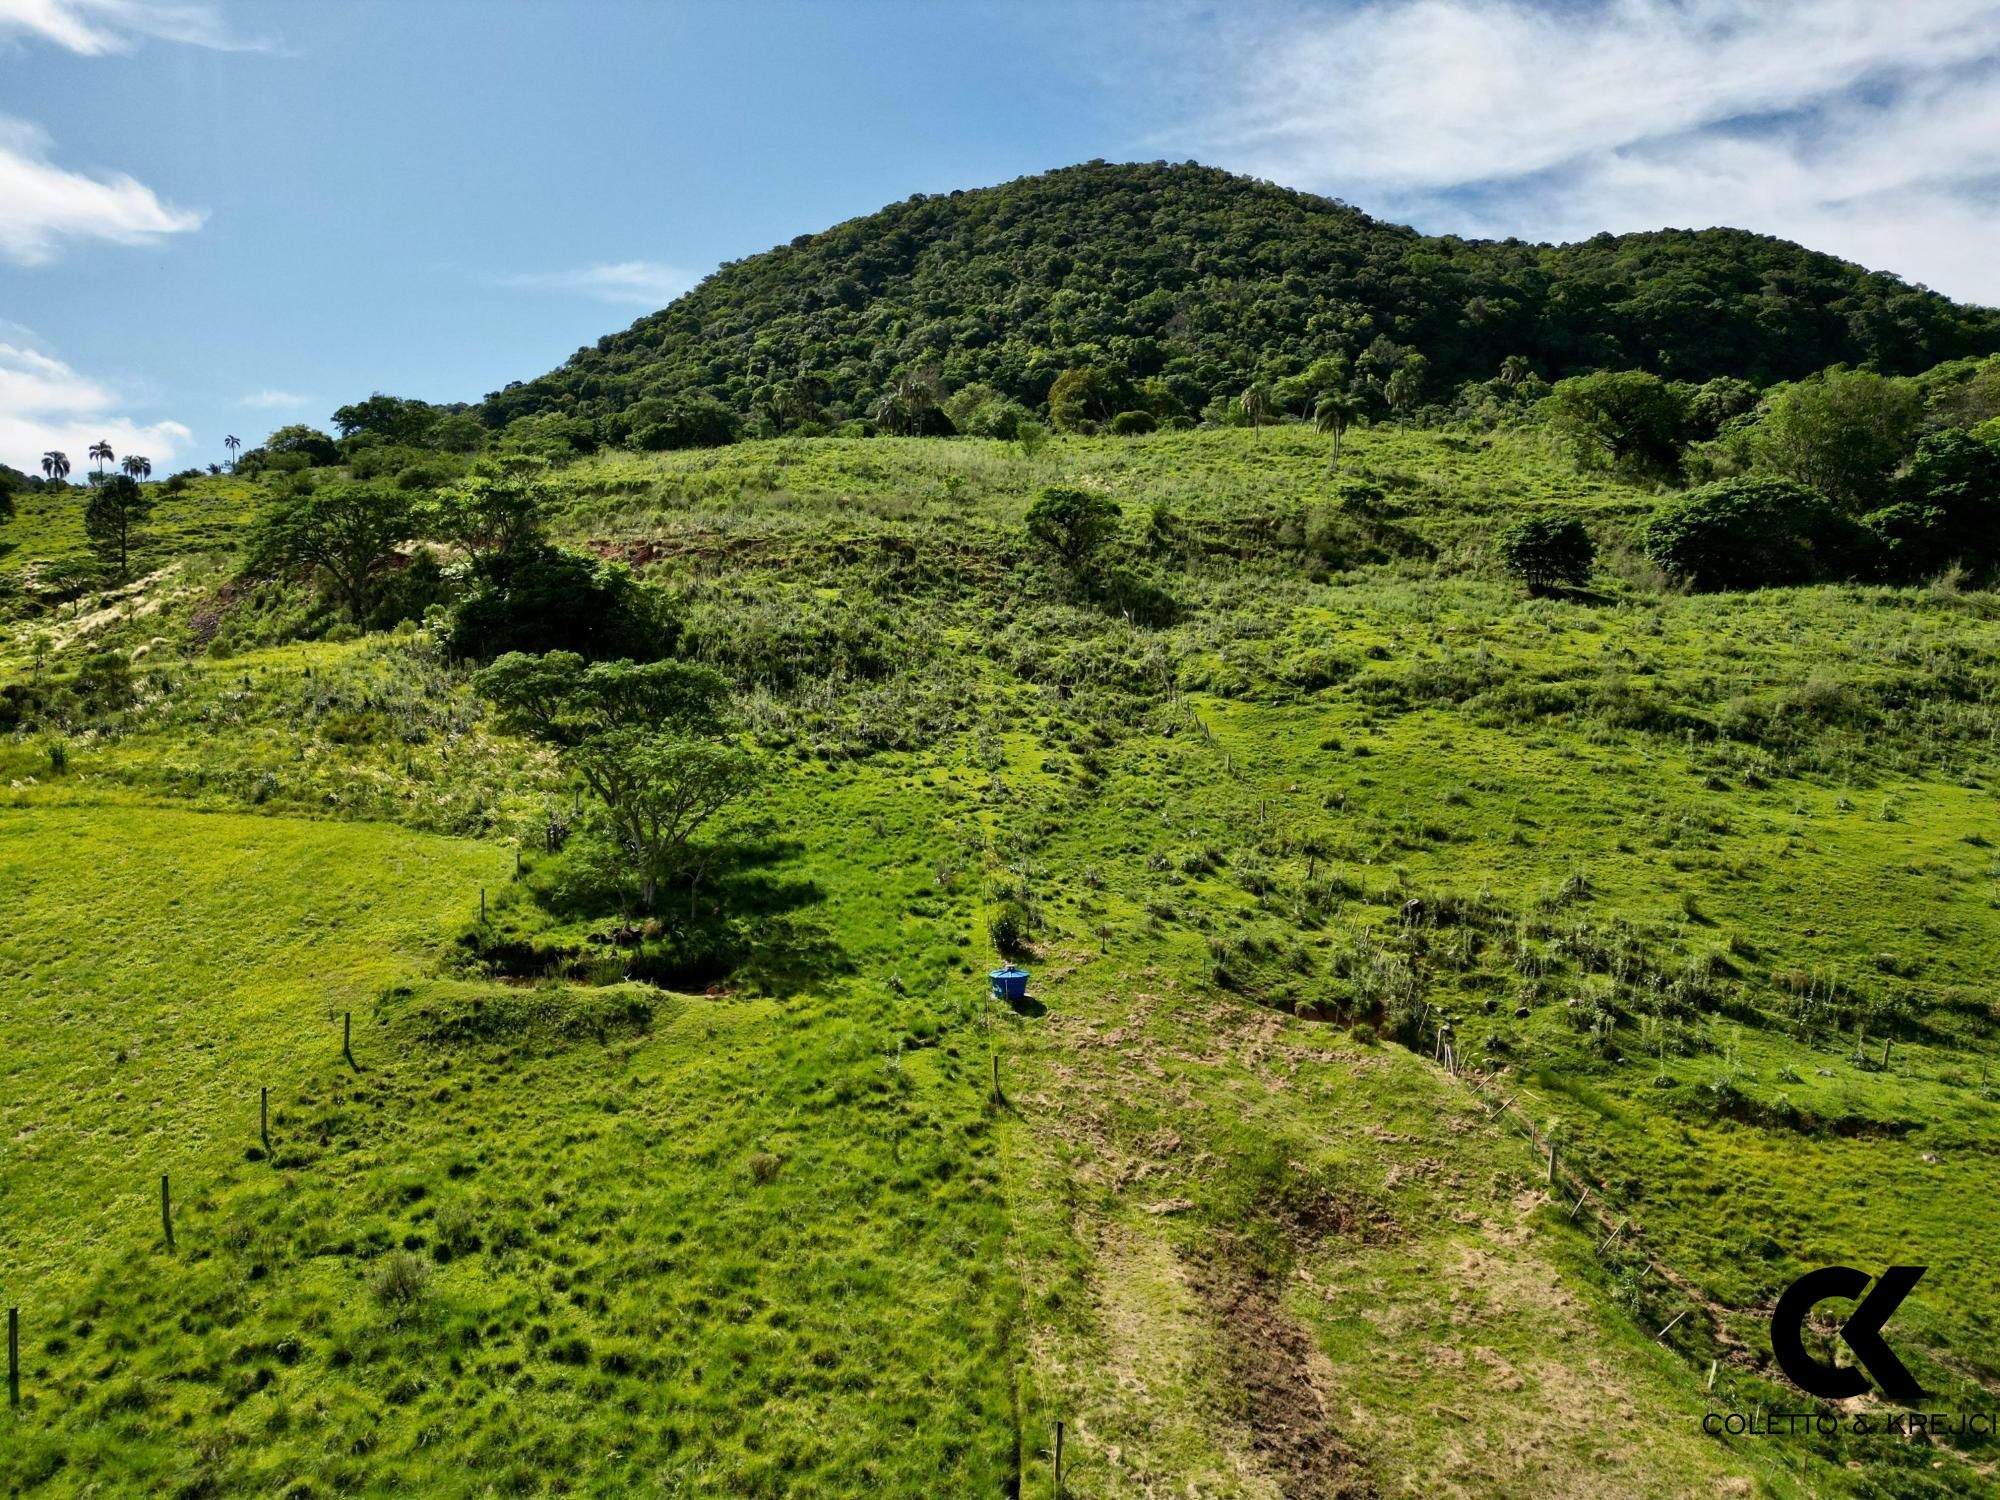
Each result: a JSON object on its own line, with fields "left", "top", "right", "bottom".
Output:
{"left": 1771, "top": 1265, "right": 1926, "bottom": 1401}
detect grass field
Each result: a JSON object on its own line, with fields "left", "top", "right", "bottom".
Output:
{"left": 4, "top": 425, "right": 1999, "bottom": 1496}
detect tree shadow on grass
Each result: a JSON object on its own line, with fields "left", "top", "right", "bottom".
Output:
{"left": 488, "top": 825, "right": 849, "bottom": 994}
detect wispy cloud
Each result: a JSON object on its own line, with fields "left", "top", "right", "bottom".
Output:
{"left": 0, "top": 340, "right": 190, "bottom": 472}
{"left": 0, "top": 116, "right": 204, "bottom": 265}
{"left": 1154, "top": 0, "right": 2000, "bottom": 305}
{"left": 0, "top": 0, "right": 270, "bottom": 54}
{"left": 236, "top": 388, "right": 310, "bottom": 410}
{"left": 494, "top": 260, "right": 695, "bottom": 307}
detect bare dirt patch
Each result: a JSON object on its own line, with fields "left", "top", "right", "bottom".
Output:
{"left": 1187, "top": 1245, "right": 1372, "bottom": 1499}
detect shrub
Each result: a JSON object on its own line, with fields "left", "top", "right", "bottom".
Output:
{"left": 988, "top": 901, "right": 1030, "bottom": 958}
{"left": 1642, "top": 477, "right": 1853, "bottom": 590}
{"left": 1109, "top": 409, "right": 1156, "bottom": 435}
{"left": 370, "top": 1250, "right": 433, "bottom": 1312}
{"left": 1497, "top": 512, "right": 1595, "bottom": 591}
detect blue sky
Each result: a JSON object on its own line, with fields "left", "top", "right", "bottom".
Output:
{"left": 4, "top": 0, "right": 1999, "bottom": 473}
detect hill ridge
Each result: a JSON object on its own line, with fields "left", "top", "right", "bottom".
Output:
{"left": 478, "top": 159, "right": 2000, "bottom": 443}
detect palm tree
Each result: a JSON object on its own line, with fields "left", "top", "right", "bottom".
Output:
{"left": 1385, "top": 367, "right": 1418, "bottom": 415}
{"left": 1240, "top": 383, "right": 1271, "bottom": 439}
{"left": 41, "top": 451, "right": 70, "bottom": 483}
{"left": 224, "top": 434, "right": 241, "bottom": 471}
{"left": 1500, "top": 355, "right": 1531, "bottom": 386}
{"left": 872, "top": 369, "right": 940, "bottom": 437}
{"left": 1313, "top": 393, "right": 1362, "bottom": 474}
{"left": 121, "top": 454, "right": 152, "bottom": 480}
{"left": 89, "top": 439, "right": 115, "bottom": 476}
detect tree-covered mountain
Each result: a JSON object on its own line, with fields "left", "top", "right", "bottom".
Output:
{"left": 479, "top": 160, "right": 2000, "bottom": 442}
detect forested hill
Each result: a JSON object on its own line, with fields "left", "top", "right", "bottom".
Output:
{"left": 479, "top": 160, "right": 2000, "bottom": 440}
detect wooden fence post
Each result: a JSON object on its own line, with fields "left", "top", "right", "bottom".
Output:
{"left": 161, "top": 1174, "right": 175, "bottom": 1252}
{"left": 343, "top": 1011, "right": 355, "bottom": 1069}
{"left": 8, "top": 1306, "right": 17, "bottom": 1408}
{"left": 260, "top": 1086, "right": 270, "bottom": 1151}
{"left": 1053, "top": 1418, "right": 1064, "bottom": 1499}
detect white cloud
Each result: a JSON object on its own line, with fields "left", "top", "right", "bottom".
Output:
{"left": 236, "top": 388, "right": 310, "bottom": 410}
{"left": 1162, "top": 0, "right": 2000, "bottom": 305}
{"left": 494, "top": 260, "right": 694, "bottom": 306}
{"left": 0, "top": 0, "right": 266, "bottom": 55}
{"left": 0, "top": 116, "right": 204, "bottom": 265}
{"left": 0, "top": 341, "right": 190, "bottom": 473}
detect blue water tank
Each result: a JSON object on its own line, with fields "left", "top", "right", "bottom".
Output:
{"left": 989, "top": 966, "right": 1030, "bottom": 1003}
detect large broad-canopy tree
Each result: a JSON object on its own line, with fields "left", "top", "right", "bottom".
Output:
{"left": 1749, "top": 368, "right": 1922, "bottom": 509}
{"left": 248, "top": 482, "right": 415, "bottom": 619}
{"left": 477, "top": 652, "right": 759, "bottom": 910}
{"left": 263, "top": 424, "right": 342, "bottom": 467}
{"left": 1543, "top": 370, "right": 1693, "bottom": 477}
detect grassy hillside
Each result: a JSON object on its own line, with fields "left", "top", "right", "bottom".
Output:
{"left": 4, "top": 426, "right": 1999, "bottom": 1496}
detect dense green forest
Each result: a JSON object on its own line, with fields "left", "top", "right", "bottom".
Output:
{"left": 473, "top": 161, "right": 2000, "bottom": 445}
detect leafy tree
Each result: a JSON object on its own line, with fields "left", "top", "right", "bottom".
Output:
{"left": 1688, "top": 376, "right": 1758, "bottom": 439}
{"left": 248, "top": 482, "right": 415, "bottom": 619}
{"left": 332, "top": 393, "right": 443, "bottom": 446}
{"left": 1273, "top": 354, "right": 1349, "bottom": 416}
{"left": 448, "top": 544, "right": 675, "bottom": 662}
{"left": 1642, "top": 477, "right": 1853, "bottom": 590}
{"left": 427, "top": 411, "right": 488, "bottom": 454}
{"left": 1313, "top": 393, "right": 1361, "bottom": 473}
{"left": 264, "top": 424, "right": 341, "bottom": 466}
{"left": 1498, "top": 513, "right": 1595, "bottom": 592}
{"left": 1047, "top": 365, "right": 1135, "bottom": 433}
{"left": 0, "top": 464, "right": 17, "bottom": 523}
{"left": 476, "top": 652, "right": 757, "bottom": 910}
{"left": 84, "top": 473, "right": 154, "bottom": 577}
{"left": 622, "top": 393, "right": 740, "bottom": 451}
{"left": 1025, "top": 485, "right": 1121, "bottom": 578}
{"left": 1862, "top": 428, "right": 2000, "bottom": 579}
{"left": 1749, "top": 368, "right": 1921, "bottom": 508}
{"left": 430, "top": 456, "right": 550, "bottom": 555}
{"left": 1544, "top": 370, "right": 1692, "bottom": 475}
